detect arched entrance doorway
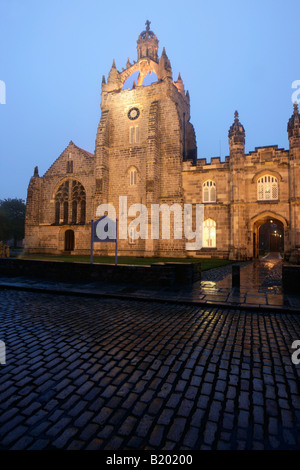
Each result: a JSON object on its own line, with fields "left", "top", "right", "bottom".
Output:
{"left": 65, "top": 229, "right": 74, "bottom": 251}
{"left": 253, "top": 215, "right": 285, "bottom": 258}
{"left": 259, "top": 220, "right": 284, "bottom": 254}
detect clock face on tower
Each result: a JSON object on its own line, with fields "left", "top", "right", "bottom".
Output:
{"left": 128, "top": 107, "right": 140, "bottom": 120}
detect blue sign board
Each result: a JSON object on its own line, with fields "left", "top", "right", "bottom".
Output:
{"left": 92, "top": 216, "right": 117, "bottom": 243}
{"left": 90, "top": 216, "right": 118, "bottom": 265}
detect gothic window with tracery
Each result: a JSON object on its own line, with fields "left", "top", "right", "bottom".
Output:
{"left": 203, "top": 180, "right": 216, "bottom": 203}
{"left": 54, "top": 179, "right": 86, "bottom": 225}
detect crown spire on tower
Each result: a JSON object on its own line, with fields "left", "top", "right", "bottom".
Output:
{"left": 137, "top": 20, "right": 159, "bottom": 62}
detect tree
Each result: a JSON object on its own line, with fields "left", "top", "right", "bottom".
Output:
{"left": 0, "top": 198, "right": 26, "bottom": 246}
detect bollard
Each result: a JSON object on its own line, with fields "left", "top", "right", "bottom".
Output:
{"left": 232, "top": 264, "right": 240, "bottom": 288}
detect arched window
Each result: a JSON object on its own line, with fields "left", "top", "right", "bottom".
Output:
{"left": 129, "top": 168, "right": 137, "bottom": 186}
{"left": 203, "top": 218, "right": 216, "bottom": 248}
{"left": 54, "top": 179, "right": 86, "bottom": 225}
{"left": 257, "top": 175, "right": 278, "bottom": 201}
{"left": 203, "top": 180, "right": 216, "bottom": 203}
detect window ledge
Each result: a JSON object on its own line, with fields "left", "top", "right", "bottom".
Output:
{"left": 257, "top": 200, "right": 279, "bottom": 203}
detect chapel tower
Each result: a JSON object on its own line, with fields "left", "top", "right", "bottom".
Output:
{"left": 94, "top": 21, "right": 197, "bottom": 256}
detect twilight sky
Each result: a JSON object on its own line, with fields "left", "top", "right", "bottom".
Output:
{"left": 0, "top": 0, "right": 299, "bottom": 201}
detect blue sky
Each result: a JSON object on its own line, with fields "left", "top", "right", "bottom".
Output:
{"left": 0, "top": 0, "right": 299, "bottom": 200}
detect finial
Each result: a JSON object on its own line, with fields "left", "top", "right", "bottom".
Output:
{"left": 145, "top": 20, "right": 151, "bottom": 31}
{"left": 161, "top": 47, "right": 169, "bottom": 61}
{"left": 112, "top": 59, "right": 116, "bottom": 68}
{"left": 34, "top": 166, "right": 39, "bottom": 177}
{"left": 132, "top": 80, "right": 136, "bottom": 89}
{"left": 102, "top": 75, "right": 106, "bottom": 84}
{"left": 177, "top": 72, "right": 182, "bottom": 81}
{"left": 234, "top": 110, "right": 239, "bottom": 120}
{"left": 294, "top": 102, "right": 299, "bottom": 114}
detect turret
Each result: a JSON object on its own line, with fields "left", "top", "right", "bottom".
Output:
{"left": 228, "top": 111, "right": 246, "bottom": 260}
{"left": 104, "top": 59, "right": 121, "bottom": 91}
{"left": 288, "top": 102, "right": 300, "bottom": 150}
{"left": 228, "top": 110, "right": 245, "bottom": 149}
{"left": 25, "top": 166, "right": 41, "bottom": 228}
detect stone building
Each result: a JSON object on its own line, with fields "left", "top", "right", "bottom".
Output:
{"left": 24, "top": 22, "right": 300, "bottom": 261}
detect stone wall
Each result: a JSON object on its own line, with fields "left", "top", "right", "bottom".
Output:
{"left": 0, "top": 258, "right": 201, "bottom": 287}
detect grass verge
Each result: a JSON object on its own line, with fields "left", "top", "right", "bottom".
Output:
{"left": 17, "top": 253, "right": 234, "bottom": 271}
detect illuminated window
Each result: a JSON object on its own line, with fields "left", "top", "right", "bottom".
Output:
{"left": 130, "top": 168, "right": 137, "bottom": 186}
{"left": 203, "top": 180, "right": 216, "bottom": 203}
{"left": 257, "top": 175, "right": 278, "bottom": 201}
{"left": 203, "top": 218, "right": 216, "bottom": 248}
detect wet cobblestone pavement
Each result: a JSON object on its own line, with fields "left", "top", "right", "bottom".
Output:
{"left": 0, "top": 289, "right": 300, "bottom": 450}
{"left": 1, "top": 254, "right": 299, "bottom": 311}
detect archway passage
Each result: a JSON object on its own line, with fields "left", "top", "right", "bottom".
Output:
{"left": 65, "top": 229, "right": 74, "bottom": 251}
{"left": 253, "top": 217, "right": 284, "bottom": 258}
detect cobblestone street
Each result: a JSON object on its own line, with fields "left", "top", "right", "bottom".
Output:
{"left": 0, "top": 289, "right": 300, "bottom": 450}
